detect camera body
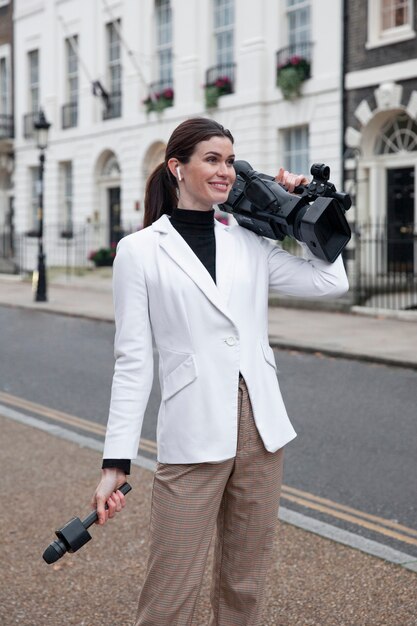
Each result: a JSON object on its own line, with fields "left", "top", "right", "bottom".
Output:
{"left": 219, "top": 161, "right": 351, "bottom": 262}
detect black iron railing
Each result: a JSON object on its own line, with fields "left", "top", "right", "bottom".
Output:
{"left": 62, "top": 102, "right": 78, "bottom": 129}
{"left": 103, "top": 91, "right": 122, "bottom": 120}
{"left": 0, "top": 114, "right": 14, "bottom": 139}
{"left": 354, "top": 220, "right": 417, "bottom": 310}
{"left": 276, "top": 41, "right": 313, "bottom": 75}
{"left": 205, "top": 62, "right": 236, "bottom": 92}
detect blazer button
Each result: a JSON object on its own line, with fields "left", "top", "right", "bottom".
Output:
{"left": 225, "top": 336, "right": 237, "bottom": 346}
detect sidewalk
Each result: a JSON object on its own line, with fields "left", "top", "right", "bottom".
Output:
{"left": 0, "top": 272, "right": 416, "bottom": 369}
{"left": 1, "top": 413, "right": 416, "bottom": 626}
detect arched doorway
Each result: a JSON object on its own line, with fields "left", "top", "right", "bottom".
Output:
{"left": 374, "top": 113, "right": 416, "bottom": 273}
{"left": 95, "top": 150, "right": 122, "bottom": 246}
{"left": 345, "top": 85, "right": 417, "bottom": 308}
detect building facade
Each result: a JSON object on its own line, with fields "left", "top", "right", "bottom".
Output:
{"left": 344, "top": 0, "right": 417, "bottom": 309}
{"left": 11, "top": 0, "right": 344, "bottom": 270}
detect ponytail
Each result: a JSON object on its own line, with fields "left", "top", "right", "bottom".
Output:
{"left": 144, "top": 163, "right": 178, "bottom": 228}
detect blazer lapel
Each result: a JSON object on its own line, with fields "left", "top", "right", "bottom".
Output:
{"left": 153, "top": 214, "right": 236, "bottom": 322}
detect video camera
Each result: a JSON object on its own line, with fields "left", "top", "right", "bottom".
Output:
{"left": 219, "top": 160, "right": 351, "bottom": 262}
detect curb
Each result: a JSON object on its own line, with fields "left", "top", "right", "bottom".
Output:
{"left": 269, "top": 339, "right": 417, "bottom": 371}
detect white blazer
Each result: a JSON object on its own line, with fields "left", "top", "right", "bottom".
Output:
{"left": 103, "top": 214, "right": 349, "bottom": 464}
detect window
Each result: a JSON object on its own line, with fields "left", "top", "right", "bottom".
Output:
{"left": 66, "top": 37, "right": 78, "bottom": 103}
{"left": 28, "top": 50, "right": 39, "bottom": 112}
{"left": 381, "top": 0, "right": 410, "bottom": 29}
{"left": 30, "top": 167, "right": 40, "bottom": 231}
{"left": 60, "top": 162, "right": 73, "bottom": 233}
{"left": 104, "top": 21, "right": 122, "bottom": 118}
{"left": 375, "top": 113, "right": 417, "bottom": 154}
{"left": 287, "top": 0, "right": 310, "bottom": 47}
{"left": 62, "top": 37, "right": 78, "bottom": 128}
{"left": 367, "top": 0, "right": 415, "bottom": 48}
{"left": 0, "top": 56, "right": 10, "bottom": 115}
{"left": 107, "top": 21, "right": 122, "bottom": 95}
{"left": 155, "top": 0, "right": 172, "bottom": 86}
{"left": 282, "top": 126, "right": 309, "bottom": 175}
{"left": 213, "top": 0, "right": 234, "bottom": 66}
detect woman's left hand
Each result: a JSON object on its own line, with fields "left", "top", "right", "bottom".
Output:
{"left": 275, "top": 167, "right": 309, "bottom": 193}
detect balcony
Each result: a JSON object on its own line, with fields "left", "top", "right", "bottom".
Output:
{"left": 276, "top": 42, "right": 313, "bottom": 100}
{"left": 0, "top": 114, "right": 14, "bottom": 140}
{"left": 102, "top": 91, "right": 122, "bottom": 120}
{"left": 204, "top": 62, "right": 236, "bottom": 108}
{"left": 144, "top": 80, "right": 174, "bottom": 113}
{"left": 62, "top": 102, "right": 78, "bottom": 129}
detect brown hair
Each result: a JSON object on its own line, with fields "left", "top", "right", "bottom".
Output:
{"left": 143, "top": 117, "right": 234, "bottom": 227}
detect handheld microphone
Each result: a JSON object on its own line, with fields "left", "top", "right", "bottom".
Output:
{"left": 42, "top": 482, "right": 132, "bottom": 564}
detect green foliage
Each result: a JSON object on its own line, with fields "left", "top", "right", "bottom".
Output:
{"left": 277, "top": 56, "right": 310, "bottom": 100}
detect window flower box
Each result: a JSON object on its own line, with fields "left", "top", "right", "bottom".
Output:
{"left": 204, "top": 75, "right": 233, "bottom": 109}
{"left": 143, "top": 87, "right": 174, "bottom": 113}
{"left": 277, "top": 55, "right": 310, "bottom": 100}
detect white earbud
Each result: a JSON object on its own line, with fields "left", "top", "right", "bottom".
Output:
{"left": 176, "top": 166, "right": 182, "bottom": 181}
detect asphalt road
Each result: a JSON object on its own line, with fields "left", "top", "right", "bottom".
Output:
{"left": 1, "top": 306, "right": 416, "bottom": 558}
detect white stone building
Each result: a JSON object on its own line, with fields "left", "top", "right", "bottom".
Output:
{"left": 12, "top": 0, "right": 344, "bottom": 270}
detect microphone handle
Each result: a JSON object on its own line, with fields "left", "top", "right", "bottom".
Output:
{"left": 82, "top": 482, "right": 132, "bottom": 529}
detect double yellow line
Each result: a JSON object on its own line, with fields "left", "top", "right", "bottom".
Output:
{"left": 0, "top": 391, "right": 157, "bottom": 455}
{"left": 1, "top": 390, "right": 416, "bottom": 548}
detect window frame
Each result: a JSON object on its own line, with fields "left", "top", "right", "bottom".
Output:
{"left": 155, "top": 0, "right": 173, "bottom": 85}
{"left": 60, "top": 161, "right": 73, "bottom": 232}
{"left": 65, "top": 36, "right": 78, "bottom": 104}
{"left": 213, "top": 0, "right": 235, "bottom": 66}
{"left": 286, "top": 0, "right": 311, "bottom": 47}
{"left": 28, "top": 49, "right": 40, "bottom": 113}
{"left": 30, "top": 166, "right": 40, "bottom": 230}
{"left": 281, "top": 125, "right": 310, "bottom": 177}
{"left": 0, "top": 56, "right": 10, "bottom": 116}
{"left": 367, "top": 0, "right": 415, "bottom": 49}
{"left": 106, "top": 20, "right": 122, "bottom": 95}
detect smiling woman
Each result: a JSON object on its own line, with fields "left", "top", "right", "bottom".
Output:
{"left": 166, "top": 136, "right": 236, "bottom": 211}
{"left": 143, "top": 117, "right": 236, "bottom": 225}
{"left": 91, "top": 116, "right": 349, "bottom": 626}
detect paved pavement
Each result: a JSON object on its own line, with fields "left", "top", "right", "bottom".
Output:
{"left": 1, "top": 270, "right": 417, "bottom": 625}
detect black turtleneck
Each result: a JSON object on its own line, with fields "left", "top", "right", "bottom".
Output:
{"left": 170, "top": 207, "right": 216, "bottom": 283}
{"left": 102, "top": 207, "right": 217, "bottom": 475}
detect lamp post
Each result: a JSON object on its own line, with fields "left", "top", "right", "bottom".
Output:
{"left": 34, "top": 109, "right": 51, "bottom": 302}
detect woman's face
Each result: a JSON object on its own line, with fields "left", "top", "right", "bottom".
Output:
{"left": 175, "top": 136, "right": 236, "bottom": 211}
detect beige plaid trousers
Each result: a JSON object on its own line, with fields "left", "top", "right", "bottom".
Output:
{"left": 135, "top": 376, "right": 284, "bottom": 626}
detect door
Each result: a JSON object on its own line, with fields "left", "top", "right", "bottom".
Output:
{"left": 387, "top": 168, "right": 414, "bottom": 273}
{"left": 108, "top": 186, "right": 122, "bottom": 247}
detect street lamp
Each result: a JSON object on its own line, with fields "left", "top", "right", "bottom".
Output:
{"left": 34, "top": 109, "right": 51, "bottom": 302}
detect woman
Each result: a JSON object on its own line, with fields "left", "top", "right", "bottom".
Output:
{"left": 92, "top": 117, "right": 348, "bottom": 626}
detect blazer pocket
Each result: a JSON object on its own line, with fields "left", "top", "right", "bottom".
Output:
{"left": 162, "top": 354, "right": 198, "bottom": 401}
{"left": 261, "top": 342, "right": 277, "bottom": 371}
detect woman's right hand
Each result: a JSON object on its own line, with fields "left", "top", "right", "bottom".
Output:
{"left": 92, "top": 468, "right": 127, "bottom": 525}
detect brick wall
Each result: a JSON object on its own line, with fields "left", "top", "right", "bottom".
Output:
{"left": 0, "top": 1, "right": 13, "bottom": 47}
{"left": 345, "top": 77, "right": 417, "bottom": 131}
{"left": 345, "top": 0, "right": 417, "bottom": 72}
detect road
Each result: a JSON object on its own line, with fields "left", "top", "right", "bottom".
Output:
{"left": 1, "top": 305, "right": 416, "bottom": 558}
